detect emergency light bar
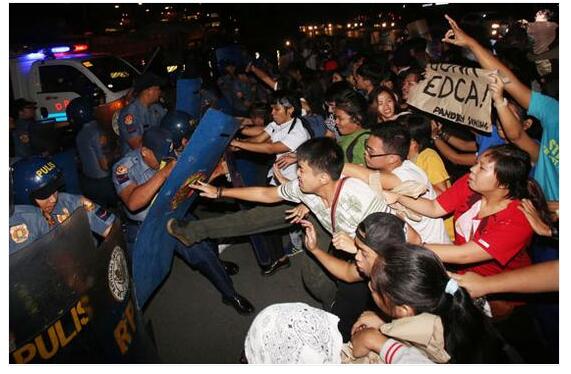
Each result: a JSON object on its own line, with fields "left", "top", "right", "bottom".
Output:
{"left": 22, "top": 44, "right": 90, "bottom": 60}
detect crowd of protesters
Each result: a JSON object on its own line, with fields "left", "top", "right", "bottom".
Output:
{"left": 9, "top": 9, "right": 559, "bottom": 364}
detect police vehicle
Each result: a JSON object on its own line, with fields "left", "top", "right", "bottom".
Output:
{"left": 10, "top": 43, "right": 140, "bottom": 129}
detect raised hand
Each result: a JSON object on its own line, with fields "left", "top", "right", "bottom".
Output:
{"left": 285, "top": 204, "right": 310, "bottom": 224}
{"left": 332, "top": 231, "right": 357, "bottom": 254}
{"left": 299, "top": 219, "right": 318, "bottom": 252}
{"left": 190, "top": 180, "right": 218, "bottom": 199}
{"left": 442, "top": 14, "right": 475, "bottom": 48}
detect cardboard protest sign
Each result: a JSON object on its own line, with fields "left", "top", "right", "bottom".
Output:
{"left": 407, "top": 64, "right": 493, "bottom": 133}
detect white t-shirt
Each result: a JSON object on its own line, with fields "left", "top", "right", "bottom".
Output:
{"left": 392, "top": 160, "right": 451, "bottom": 244}
{"left": 278, "top": 177, "right": 391, "bottom": 237}
{"left": 265, "top": 117, "right": 311, "bottom": 184}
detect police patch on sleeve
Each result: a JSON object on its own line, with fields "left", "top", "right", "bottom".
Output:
{"left": 124, "top": 114, "right": 134, "bottom": 125}
{"left": 96, "top": 207, "right": 111, "bottom": 221}
{"left": 80, "top": 197, "right": 95, "bottom": 212}
{"left": 10, "top": 224, "right": 29, "bottom": 244}
{"left": 115, "top": 165, "right": 130, "bottom": 184}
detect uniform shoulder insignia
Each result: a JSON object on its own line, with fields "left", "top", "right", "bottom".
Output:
{"left": 19, "top": 134, "right": 30, "bottom": 144}
{"left": 56, "top": 208, "right": 71, "bottom": 224}
{"left": 10, "top": 224, "right": 29, "bottom": 244}
{"left": 95, "top": 207, "right": 111, "bottom": 221}
{"left": 81, "top": 197, "right": 95, "bottom": 212}
{"left": 116, "top": 165, "right": 128, "bottom": 175}
{"left": 124, "top": 114, "right": 134, "bottom": 125}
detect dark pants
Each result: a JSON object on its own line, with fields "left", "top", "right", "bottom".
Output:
{"left": 177, "top": 203, "right": 338, "bottom": 305}
{"left": 125, "top": 217, "right": 237, "bottom": 300}
{"left": 332, "top": 280, "right": 372, "bottom": 342}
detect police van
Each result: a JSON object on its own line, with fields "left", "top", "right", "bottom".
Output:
{"left": 9, "top": 43, "right": 140, "bottom": 128}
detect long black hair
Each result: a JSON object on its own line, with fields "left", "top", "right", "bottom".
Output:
{"left": 270, "top": 90, "right": 314, "bottom": 138}
{"left": 370, "top": 243, "right": 508, "bottom": 363}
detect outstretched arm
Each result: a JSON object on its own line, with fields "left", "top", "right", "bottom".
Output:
{"left": 191, "top": 180, "right": 283, "bottom": 204}
{"left": 450, "top": 261, "right": 559, "bottom": 298}
{"left": 442, "top": 14, "right": 531, "bottom": 109}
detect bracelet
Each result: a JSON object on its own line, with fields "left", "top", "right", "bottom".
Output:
{"left": 440, "top": 130, "right": 450, "bottom": 142}
{"left": 216, "top": 186, "right": 224, "bottom": 199}
{"left": 493, "top": 97, "right": 508, "bottom": 108}
{"left": 550, "top": 225, "right": 558, "bottom": 238}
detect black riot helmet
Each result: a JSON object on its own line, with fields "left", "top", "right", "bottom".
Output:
{"left": 159, "top": 110, "right": 197, "bottom": 149}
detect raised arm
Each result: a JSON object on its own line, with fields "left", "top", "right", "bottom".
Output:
{"left": 442, "top": 14, "right": 531, "bottom": 109}
{"left": 118, "top": 160, "right": 175, "bottom": 211}
{"left": 488, "top": 73, "right": 539, "bottom": 163}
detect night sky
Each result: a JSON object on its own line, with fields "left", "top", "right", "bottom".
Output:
{"left": 10, "top": 3, "right": 555, "bottom": 50}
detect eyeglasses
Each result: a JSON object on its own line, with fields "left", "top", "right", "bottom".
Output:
{"left": 365, "top": 148, "right": 401, "bottom": 158}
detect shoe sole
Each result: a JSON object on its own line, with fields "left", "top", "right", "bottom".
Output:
{"left": 261, "top": 262, "right": 291, "bottom": 277}
{"left": 166, "top": 218, "right": 192, "bottom": 247}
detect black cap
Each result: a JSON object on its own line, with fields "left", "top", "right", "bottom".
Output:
{"left": 13, "top": 98, "right": 37, "bottom": 112}
{"left": 133, "top": 72, "right": 166, "bottom": 94}
{"left": 142, "top": 127, "right": 176, "bottom": 162}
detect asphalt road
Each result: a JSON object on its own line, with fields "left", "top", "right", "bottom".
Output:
{"left": 143, "top": 240, "right": 319, "bottom": 364}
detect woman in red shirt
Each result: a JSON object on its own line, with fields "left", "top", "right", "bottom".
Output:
{"left": 385, "top": 144, "right": 551, "bottom": 277}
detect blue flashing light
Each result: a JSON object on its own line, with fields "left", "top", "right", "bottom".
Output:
{"left": 51, "top": 46, "right": 71, "bottom": 53}
{"left": 46, "top": 112, "right": 68, "bottom": 122}
{"left": 25, "top": 52, "right": 46, "bottom": 60}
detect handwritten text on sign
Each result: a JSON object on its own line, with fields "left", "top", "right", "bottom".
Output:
{"left": 407, "top": 64, "right": 493, "bottom": 133}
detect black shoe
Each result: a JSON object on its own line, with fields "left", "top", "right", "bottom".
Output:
{"left": 166, "top": 218, "right": 194, "bottom": 247}
{"left": 222, "top": 260, "right": 239, "bottom": 276}
{"left": 223, "top": 294, "right": 254, "bottom": 315}
{"left": 260, "top": 257, "right": 291, "bottom": 277}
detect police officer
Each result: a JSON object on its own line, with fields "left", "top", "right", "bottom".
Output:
{"left": 112, "top": 127, "right": 253, "bottom": 314}
{"left": 118, "top": 72, "right": 167, "bottom": 156}
{"left": 11, "top": 98, "right": 37, "bottom": 158}
{"left": 68, "top": 97, "right": 118, "bottom": 208}
{"left": 159, "top": 110, "right": 197, "bottom": 155}
{"left": 11, "top": 157, "right": 116, "bottom": 243}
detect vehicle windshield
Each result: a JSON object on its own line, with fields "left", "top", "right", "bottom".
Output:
{"left": 81, "top": 56, "right": 139, "bottom": 93}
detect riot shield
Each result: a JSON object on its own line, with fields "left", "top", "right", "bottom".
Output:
{"left": 9, "top": 208, "right": 159, "bottom": 363}
{"left": 176, "top": 78, "right": 202, "bottom": 119}
{"left": 132, "top": 108, "right": 238, "bottom": 307}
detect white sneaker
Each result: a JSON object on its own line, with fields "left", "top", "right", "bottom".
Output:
{"left": 218, "top": 243, "right": 232, "bottom": 254}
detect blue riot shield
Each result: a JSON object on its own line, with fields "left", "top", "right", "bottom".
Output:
{"left": 176, "top": 78, "right": 202, "bottom": 119}
{"left": 132, "top": 109, "right": 238, "bottom": 307}
{"left": 9, "top": 209, "right": 159, "bottom": 363}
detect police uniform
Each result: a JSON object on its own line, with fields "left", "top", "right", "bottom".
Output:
{"left": 45, "top": 193, "right": 115, "bottom": 236}
{"left": 111, "top": 149, "right": 239, "bottom": 300}
{"left": 112, "top": 149, "right": 157, "bottom": 222}
{"left": 12, "top": 118, "right": 34, "bottom": 158}
{"left": 76, "top": 120, "right": 117, "bottom": 207}
{"left": 9, "top": 205, "right": 50, "bottom": 254}
{"left": 118, "top": 99, "right": 166, "bottom": 155}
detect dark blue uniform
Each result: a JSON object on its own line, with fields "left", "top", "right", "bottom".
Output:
{"left": 111, "top": 150, "right": 237, "bottom": 299}
{"left": 118, "top": 99, "right": 166, "bottom": 155}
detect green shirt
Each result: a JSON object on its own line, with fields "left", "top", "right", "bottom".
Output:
{"left": 338, "top": 129, "right": 370, "bottom": 165}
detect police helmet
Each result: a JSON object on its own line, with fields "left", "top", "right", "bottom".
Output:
{"left": 66, "top": 97, "right": 95, "bottom": 128}
{"left": 12, "top": 157, "right": 64, "bottom": 205}
{"left": 160, "top": 110, "right": 196, "bottom": 149}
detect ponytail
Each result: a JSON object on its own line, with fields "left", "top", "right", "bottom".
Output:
{"left": 370, "top": 243, "right": 508, "bottom": 363}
